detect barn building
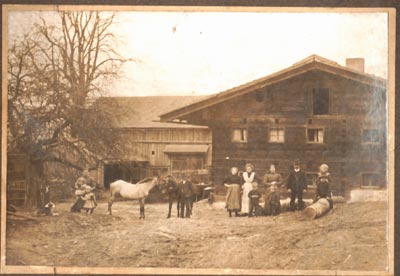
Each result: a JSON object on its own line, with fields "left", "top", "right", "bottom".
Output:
{"left": 94, "top": 96, "right": 212, "bottom": 188}
{"left": 160, "top": 55, "right": 387, "bottom": 196}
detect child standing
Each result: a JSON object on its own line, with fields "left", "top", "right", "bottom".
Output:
{"left": 224, "top": 167, "right": 243, "bottom": 217}
{"left": 82, "top": 184, "right": 97, "bottom": 214}
{"left": 264, "top": 183, "right": 281, "bottom": 216}
{"left": 315, "top": 164, "right": 334, "bottom": 208}
{"left": 248, "top": 182, "right": 262, "bottom": 217}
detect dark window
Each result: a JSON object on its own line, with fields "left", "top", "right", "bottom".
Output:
{"left": 307, "top": 128, "right": 324, "bottom": 143}
{"left": 255, "top": 91, "right": 264, "bottom": 102}
{"left": 363, "top": 129, "right": 380, "bottom": 143}
{"left": 313, "top": 88, "right": 329, "bottom": 115}
{"left": 361, "top": 173, "right": 382, "bottom": 188}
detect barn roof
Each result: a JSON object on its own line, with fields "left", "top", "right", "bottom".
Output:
{"left": 159, "top": 55, "right": 386, "bottom": 122}
{"left": 95, "top": 96, "right": 210, "bottom": 128}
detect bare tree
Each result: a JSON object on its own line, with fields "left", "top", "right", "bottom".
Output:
{"left": 8, "top": 11, "right": 129, "bottom": 207}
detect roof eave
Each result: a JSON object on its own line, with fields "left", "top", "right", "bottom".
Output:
{"left": 160, "top": 60, "right": 386, "bottom": 122}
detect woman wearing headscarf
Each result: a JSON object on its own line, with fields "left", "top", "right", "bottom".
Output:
{"left": 223, "top": 167, "right": 243, "bottom": 217}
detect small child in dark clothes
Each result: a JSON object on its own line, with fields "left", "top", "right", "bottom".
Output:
{"left": 314, "top": 164, "right": 334, "bottom": 209}
{"left": 248, "top": 182, "right": 262, "bottom": 217}
{"left": 264, "top": 183, "right": 281, "bottom": 216}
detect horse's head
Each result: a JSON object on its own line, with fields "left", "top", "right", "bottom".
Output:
{"left": 151, "top": 176, "right": 168, "bottom": 193}
{"left": 156, "top": 175, "right": 171, "bottom": 193}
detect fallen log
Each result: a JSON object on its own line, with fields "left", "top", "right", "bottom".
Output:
{"left": 280, "top": 198, "right": 313, "bottom": 212}
{"left": 303, "top": 198, "right": 331, "bottom": 220}
{"left": 7, "top": 211, "right": 39, "bottom": 221}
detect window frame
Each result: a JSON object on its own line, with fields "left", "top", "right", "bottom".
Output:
{"left": 306, "top": 127, "right": 325, "bottom": 144}
{"left": 360, "top": 172, "right": 383, "bottom": 189}
{"left": 268, "top": 127, "right": 285, "bottom": 143}
{"left": 232, "top": 128, "right": 248, "bottom": 143}
{"left": 362, "top": 128, "right": 381, "bottom": 145}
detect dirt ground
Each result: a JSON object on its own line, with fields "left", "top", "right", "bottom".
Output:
{"left": 6, "top": 199, "right": 388, "bottom": 271}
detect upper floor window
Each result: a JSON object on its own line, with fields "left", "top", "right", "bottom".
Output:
{"left": 307, "top": 128, "right": 324, "bottom": 143}
{"left": 313, "top": 88, "right": 329, "bottom": 115}
{"left": 232, "top": 128, "right": 248, "bottom": 143}
{"left": 269, "top": 128, "right": 285, "bottom": 143}
{"left": 363, "top": 129, "right": 380, "bottom": 144}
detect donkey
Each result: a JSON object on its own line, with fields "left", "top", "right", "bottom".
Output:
{"left": 107, "top": 177, "right": 161, "bottom": 219}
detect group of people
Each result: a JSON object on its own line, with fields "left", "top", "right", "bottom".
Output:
{"left": 223, "top": 159, "right": 333, "bottom": 217}
{"left": 70, "top": 169, "right": 98, "bottom": 214}
{"left": 69, "top": 161, "right": 333, "bottom": 218}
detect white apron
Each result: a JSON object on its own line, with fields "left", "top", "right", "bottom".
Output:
{"left": 241, "top": 172, "right": 255, "bottom": 213}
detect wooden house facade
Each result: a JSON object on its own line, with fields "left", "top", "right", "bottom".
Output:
{"left": 94, "top": 96, "right": 212, "bottom": 188}
{"left": 160, "top": 55, "right": 387, "bottom": 196}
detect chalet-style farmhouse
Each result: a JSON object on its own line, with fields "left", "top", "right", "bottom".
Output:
{"left": 160, "top": 55, "right": 387, "bottom": 196}
{"left": 94, "top": 96, "right": 212, "bottom": 188}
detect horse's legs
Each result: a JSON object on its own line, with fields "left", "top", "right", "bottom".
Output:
{"left": 180, "top": 198, "right": 185, "bottom": 218}
{"left": 177, "top": 193, "right": 181, "bottom": 217}
{"left": 167, "top": 196, "right": 173, "bottom": 218}
{"left": 139, "top": 198, "right": 145, "bottom": 219}
{"left": 185, "top": 198, "right": 191, "bottom": 218}
{"left": 108, "top": 192, "right": 114, "bottom": 215}
{"left": 190, "top": 196, "right": 194, "bottom": 216}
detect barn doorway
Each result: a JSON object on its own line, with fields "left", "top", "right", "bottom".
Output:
{"left": 103, "top": 161, "right": 148, "bottom": 189}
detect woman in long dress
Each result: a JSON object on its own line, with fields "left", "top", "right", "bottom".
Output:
{"left": 224, "top": 167, "right": 243, "bottom": 217}
{"left": 241, "top": 163, "right": 256, "bottom": 216}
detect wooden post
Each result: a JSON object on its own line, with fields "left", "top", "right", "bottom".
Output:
{"left": 304, "top": 198, "right": 331, "bottom": 220}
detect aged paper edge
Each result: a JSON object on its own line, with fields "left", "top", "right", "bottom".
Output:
{"left": 0, "top": 4, "right": 396, "bottom": 276}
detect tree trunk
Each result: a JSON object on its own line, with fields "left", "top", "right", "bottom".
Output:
{"left": 25, "top": 160, "right": 45, "bottom": 209}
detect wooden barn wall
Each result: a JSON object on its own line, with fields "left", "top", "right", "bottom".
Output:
{"left": 183, "top": 71, "right": 387, "bottom": 194}
{"left": 100, "top": 128, "right": 212, "bottom": 185}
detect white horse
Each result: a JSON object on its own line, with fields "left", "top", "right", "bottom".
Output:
{"left": 107, "top": 177, "right": 161, "bottom": 219}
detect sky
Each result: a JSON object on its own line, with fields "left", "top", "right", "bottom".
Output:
{"left": 8, "top": 10, "right": 388, "bottom": 97}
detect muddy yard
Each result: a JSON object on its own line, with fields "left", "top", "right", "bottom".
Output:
{"left": 6, "top": 199, "right": 388, "bottom": 271}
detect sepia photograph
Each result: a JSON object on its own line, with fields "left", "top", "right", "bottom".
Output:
{"left": 1, "top": 5, "right": 396, "bottom": 275}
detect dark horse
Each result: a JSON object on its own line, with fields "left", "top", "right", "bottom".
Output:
{"left": 164, "top": 175, "right": 196, "bottom": 218}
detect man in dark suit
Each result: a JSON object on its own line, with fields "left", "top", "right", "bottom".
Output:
{"left": 179, "top": 175, "right": 196, "bottom": 218}
{"left": 165, "top": 175, "right": 180, "bottom": 218}
{"left": 286, "top": 159, "right": 307, "bottom": 211}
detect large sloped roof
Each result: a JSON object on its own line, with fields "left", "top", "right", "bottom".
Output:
{"left": 159, "top": 55, "right": 386, "bottom": 122}
{"left": 95, "top": 96, "right": 210, "bottom": 128}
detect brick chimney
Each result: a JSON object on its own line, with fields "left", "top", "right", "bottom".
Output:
{"left": 346, "top": 58, "right": 365, "bottom": 73}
